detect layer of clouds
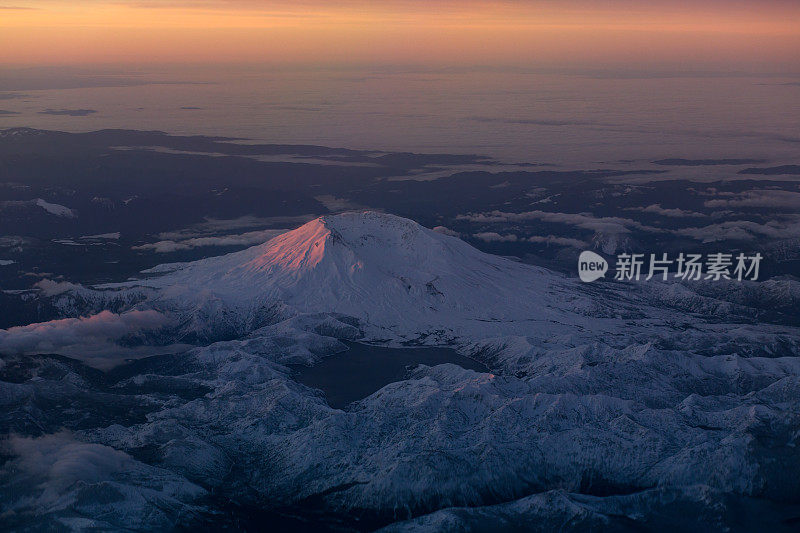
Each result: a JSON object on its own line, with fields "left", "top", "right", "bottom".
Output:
{"left": 675, "top": 219, "right": 800, "bottom": 243}
{"left": 467, "top": 116, "right": 612, "bottom": 127}
{"left": 134, "top": 228, "right": 287, "bottom": 253}
{"left": 703, "top": 189, "right": 800, "bottom": 209}
{"left": 625, "top": 204, "right": 707, "bottom": 218}
{"left": 0, "top": 432, "right": 204, "bottom": 525}
{"left": 527, "top": 235, "right": 588, "bottom": 247}
{"left": 458, "top": 210, "right": 662, "bottom": 235}
{"left": 157, "top": 215, "right": 311, "bottom": 240}
{"left": 38, "top": 108, "right": 96, "bottom": 117}
{"left": 0, "top": 310, "right": 175, "bottom": 368}
{"left": 0, "top": 199, "right": 76, "bottom": 218}
{"left": 135, "top": 215, "right": 321, "bottom": 252}
{"left": 34, "top": 279, "right": 83, "bottom": 296}
{"left": 314, "top": 195, "right": 371, "bottom": 212}
{"left": 458, "top": 207, "right": 800, "bottom": 245}
{"left": 474, "top": 232, "right": 519, "bottom": 242}
{"left": 432, "top": 225, "right": 459, "bottom": 237}
{"left": 474, "top": 232, "right": 586, "bottom": 247}
{"left": 80, "top": 232, "right": 121, "bottom": 240}
{"left": 3, "top": 433, "right": 136, "bottom": 493}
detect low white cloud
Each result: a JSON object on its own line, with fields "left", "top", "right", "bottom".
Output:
{"left": 137, "top": 215, "right": 321, "bottom": 252}
{"left": 527, "top": 235, "right": 587, "bottom": 247}
{"left": 474, "top": 232, "right": 518, "bottom": 242}
{"left": 474, "top": 232, "right": 586, "bottom": 247}
{"left": 675, "top": 219, "right": 800, "bottom": 242}
{"left": 458, "top": 210, "right": 662, "bottom": 235}
{"left": 432, "top": 226, "right": 460, "bottom": 237}
{"left": 0, "top": 310, "right": 174, "bottom": 368}
{"left": 703, "top": 189, "right": 800, "bottom": 209}
{"left": 314, "top": 195, "right": 370, "bottom": 212}
{"left": 135, "top": 228, "right": 287, "bottom": 253}
{"left": 34, "top": 279, "right": 83, "bottom": 296}
{"left": 157, "top": 215, "right": 311, "bottom": 240}
{"left": 626, "top": 204, "right": 707, "bottom": 218}
{"left": 457, "top": 208, "right": 800, "bottom": 245}
{"left": 80, "top": 232, "right": 121, "bottom": 240}
{"left": 0, "top": 199, "right": 76, "bottom": 218}
{"left": 3, "top": 433, "right": 134, "bottom": 493}
{"left": 0, "top": 432, "right": 204, "bottom": 522}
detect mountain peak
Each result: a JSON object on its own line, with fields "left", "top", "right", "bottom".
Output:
{"left": 110, "top": 211, "right": 560, "bottom": 340}
{"left": 239, "top": 211, "right": 445, "bottom": 274}
{"left": 310, "top": 211, "right": 427, "bottom": 249}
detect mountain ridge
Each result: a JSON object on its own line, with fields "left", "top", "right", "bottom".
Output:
{"left": 3, "top": 211, "right": 800, "bottom": 530}
{"left": 97, "top": 211, "right": 566, "bottom": 344}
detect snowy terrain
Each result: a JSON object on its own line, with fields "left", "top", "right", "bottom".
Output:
{"left": 1, "top": 212, "right": 799, "bottom": 531}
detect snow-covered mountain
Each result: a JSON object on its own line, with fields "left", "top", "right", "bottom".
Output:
{"left": 99, "top": 211, "right": 566, "bottom": 342}
{"left": 79, "top": 211, "right": 799, "bottom": 370}
{"left": 3, "top": 211, "right": 800, "bottom": 531}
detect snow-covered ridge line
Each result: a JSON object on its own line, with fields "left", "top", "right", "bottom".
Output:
{"left": 87, "top": 211, "right": 565, "bottom": 346}
{"left": 21, "top": 211, "right": 800, "bottom": 372}
{"left": 3, "top": 211, "right": 800, "bottom": 530}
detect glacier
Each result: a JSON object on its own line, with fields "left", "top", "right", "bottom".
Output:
{"left": 1, "top": 211, "right": 799, "bottom": 531}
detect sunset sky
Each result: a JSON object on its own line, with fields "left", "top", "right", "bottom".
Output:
{"left": 1, "top": 1, "right": 799, "bottom": 70}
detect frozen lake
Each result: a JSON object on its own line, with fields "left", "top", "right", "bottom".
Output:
{"left": 290, "top": 341, "right": 489, "bottom": 409}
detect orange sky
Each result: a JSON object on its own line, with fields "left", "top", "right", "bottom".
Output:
{"left": 1, "top": 1, "right": 799, "bottom": 69}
